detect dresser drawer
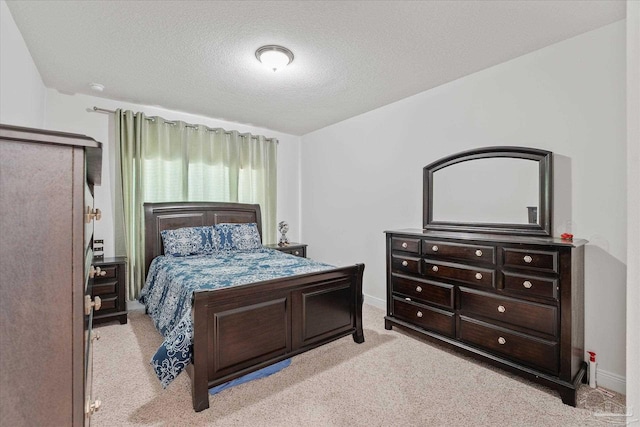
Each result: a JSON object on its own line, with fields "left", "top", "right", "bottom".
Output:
{"left": 391, "top": 274, "right": 454, "bottom": 309}
{"left": 423, "top": 259, "right": 494, "bottom": 288}
{"left": 503, "top": 272, "right": 558, "bottom": 300}
{"left": 459, "top": 288, "right": 557, "bottom": 336}
{"left": 393, "top": 297, "right": 454, "bottom": 337}
{"left": 459, "top": 316, "right": 558, "bottom": 374}
{"left": 391, "top": 237, "right": 421, "bottom": 255}
{"left": 423, "top": 240, "right": 495, "bottom": 264}
{"left": 503, "top": 248, "right": 558, "bottom": 273}
{"left": 391, "top": 254, "right": 421, "bottom": 275}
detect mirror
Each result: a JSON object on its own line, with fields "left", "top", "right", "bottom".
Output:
{"left": 424, "top": 147, "right": 553, "bottom": 236}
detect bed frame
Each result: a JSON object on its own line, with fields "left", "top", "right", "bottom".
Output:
{"left": 144, "top": 202, "right": 365, "bottom": 412}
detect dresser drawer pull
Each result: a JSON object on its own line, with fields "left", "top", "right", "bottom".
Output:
{"left": 416, "top": 311, "right": 423, "bottom": 318}
{"left": 402, "top": 260, "right": 409, "bottom": 267}
{"left": 416, "top": 286, "right": 423, "bottom": 293}
{"left": 475, "top": 250, "right": 483, "bottom": 257}
{"left": 498, "top": 337, "right": 506, "bottom": 345}
{"left": 432, "top": 245, "right": 439, "bottom": 252}
{"left": 294, "top": 251, "right": 300, "bottom": 255}
{"left": 432, "top": 266, "right": 439, "bottom": 272}
{"left": 402, "top": 242, "right": 408, "bottom": 248}
{"left": 497, "top": 305, "right": 506, "bottom": 313}
{"left": 405, "top": 297, "right": 412, "bottom": 301}
{"left": 523, "top": 280, "right": 533, "bottom": 289}
{"left": 523, "top": 255, "right": 533, "bottom": 263}
{"left": 475, "top": 273, "right": 483, "bottom": 280}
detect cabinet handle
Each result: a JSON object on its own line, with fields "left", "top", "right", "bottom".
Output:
{"left": 432, "top": 245, "right": 439, "bottom": 252}
{"left": 86, "top": 399, "right": 102, "bottom": 416}
{"left": 416, "top": 286, "right": 422, "bottom": 293}
{"left": 91, "top": 331, "right": 101, "bottom": 341}
{"left": 402, "top": 242, "right": 408, "bottom": 248}
{"left": 523, "top": 255, "right": 533, "bottom": 263}
{"left": 85, "top": 207, "right": 102, "bottom": 223}
{"left": 475, "top": 273, "right": 483, "bottom": 280}
{"left": 523, "top": 280, "right": 533, "bottom": 289}
{"left": 416, "top": 311, "right": 423, "bottom": 318}
{"left": 432, "top": 266, "right": 438, "bottom": 272}
{"left": 475, "top": 250, "right": 483, "bottom": 257}
{"left": 84, "top": 295, "right": 102, "bottom": 315}
{"left": 497, "top": 305, "right": 506, "bottom": 313}
{"left": 405, "top": 297, "right": 412, "bottom": 301}
{"left": 498, "top": 337, "right": 506, "bottom": 345}
{"left": 89, "top": 266, "right": 107, "bottom": 278}
{"left": 402, "top": 260, "right": 408, "bottom": 267}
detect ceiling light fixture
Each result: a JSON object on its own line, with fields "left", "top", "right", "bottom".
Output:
{"left": 89, "top": 83, "right": 104, "bottom": 92}
{"left": 255, "top": 45, "right": 294, "bottom": 72}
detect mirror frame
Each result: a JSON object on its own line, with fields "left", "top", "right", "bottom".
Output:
{"left": 424, "top": 146, "right": 553, "bottom": 236}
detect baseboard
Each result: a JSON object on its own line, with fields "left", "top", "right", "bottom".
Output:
{"left": 364, "top": 293, "right": 385, "bottom": 310}
{"left": 596, "top": 368, "right": 626, "bottom": 395}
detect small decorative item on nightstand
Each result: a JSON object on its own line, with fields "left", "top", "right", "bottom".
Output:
{"left": 278, "top": 221, "right": 290, "bottom": 246}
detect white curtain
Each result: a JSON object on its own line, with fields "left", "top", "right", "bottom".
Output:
{"left": 116, "top": 109, "right": 277, "bottom": 299}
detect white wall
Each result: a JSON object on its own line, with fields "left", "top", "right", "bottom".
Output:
{"left": 0, "top": 0, "right": 46, "bottom": 128}
{"left": 300, "top": 21, "right": 627, "bottom": 393}
{"left": 43, "top": 90, "right": 302, "bottom": 258}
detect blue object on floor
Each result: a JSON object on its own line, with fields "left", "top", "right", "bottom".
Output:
{"left": 208, "top": 359, "right": 292, "bottom": 395}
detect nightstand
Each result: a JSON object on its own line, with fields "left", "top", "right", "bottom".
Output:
{"left": 264, "top": 242, "right": 307, "bottom": 258}
{"left": 91, "top": 257, "right": 127, "bottom": 324}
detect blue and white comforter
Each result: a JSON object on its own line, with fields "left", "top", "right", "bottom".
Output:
{"left": 139, "top": 248, "right": 334, "bottom": 387}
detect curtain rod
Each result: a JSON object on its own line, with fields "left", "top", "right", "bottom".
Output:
{"left": 90, "top": 106, "right": 278, "bottom": 142}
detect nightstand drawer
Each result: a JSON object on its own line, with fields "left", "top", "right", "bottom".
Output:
{"left": 97, "top": 264, "right": 118, "bottom": 279}
{"left": 92, "top": 280, "right": 117, "bottom": 296}
{"left": 459, "top": 316, "right": 558, "bottom": 374}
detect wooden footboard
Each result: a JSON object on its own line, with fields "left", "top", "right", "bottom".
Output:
{"left": 188, "top": 264, "right": 365, "bottom": 412}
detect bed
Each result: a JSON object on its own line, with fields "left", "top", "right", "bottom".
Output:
{"left": 142, "top": 202, "right": 365, "bottom": 412}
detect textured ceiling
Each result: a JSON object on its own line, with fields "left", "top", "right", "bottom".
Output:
{"left": 6, "top": 1, "right": 625, "bottom": 135}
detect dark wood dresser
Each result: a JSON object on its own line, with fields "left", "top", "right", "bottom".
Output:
{"left": 91, "top": 257, "right": 127, "bottom": 324}
{"left": 385, "top": 146, "right": 587, "bottom": 406}
{"left": 385, "top": 230, "right": 586, "bottom": 405}
{"left": 264, "top": 242, "right": 307, "bottom": 258}
{"left": 0, "top": 124, "right": 103, "bottom": 425}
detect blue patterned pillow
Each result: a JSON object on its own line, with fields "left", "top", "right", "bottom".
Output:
{"left": 214, "top": 223, "right": 262, "bottom": 251}
{"left": 161, "top": 226, "right": 216, "bottom": 257}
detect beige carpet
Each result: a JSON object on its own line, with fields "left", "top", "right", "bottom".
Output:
{"left": 92, "top": 304, "right": 625, "bottom": 426}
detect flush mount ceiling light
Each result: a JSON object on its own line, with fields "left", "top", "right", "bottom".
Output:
{"left": 255, "top": 45, "right": 294, "bottom": 72}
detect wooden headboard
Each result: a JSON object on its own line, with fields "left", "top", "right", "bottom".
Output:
{"left": 143, "top": 202, "right": 262, "bottom": 276}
